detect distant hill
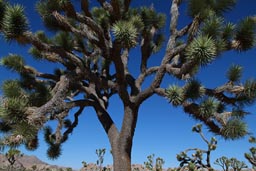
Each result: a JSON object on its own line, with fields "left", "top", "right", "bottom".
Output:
{"left": 0, "top": 154, "right": 73, "bottom": 171}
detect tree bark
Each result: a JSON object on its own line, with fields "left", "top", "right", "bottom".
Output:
{"left": 112, "top": 105, "right": 138, "bottom": 171}
{"left": 98, "top": 103, "right": 138, "bottom": 171}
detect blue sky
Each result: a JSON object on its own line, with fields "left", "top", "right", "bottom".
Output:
{"left": 0, "top": 0, "right": 256, "bottom": 170}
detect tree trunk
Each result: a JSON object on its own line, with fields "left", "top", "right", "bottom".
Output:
{"left": 111, "top": 104, "right": 139, "bottom": 171}
{"left": 94, "top": 96, "right": 139, "bottom": 171}
{"left": 112, "top": 147, "right": 132, "bottom": 171}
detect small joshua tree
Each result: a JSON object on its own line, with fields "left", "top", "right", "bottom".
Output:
{"left": 215, "top": 156, "right": 247, "bottom": 171}
{"left": 229, "top": 157, "right": 247, "bottom": 171}
{"left": 176, "top": 124, "right": 217, "bottom": 170}
{"left": 214, "top": 156, "right": 230, "bottom": 171}
{"left": 144, "top": 154, "right": 165, "bottom": 171}
{"left": 4, "top": 148, "right": 24, "bottom": 170}
{"left": 96, "top": 148, "right": 106, "bottom": 171}
{"left": 82, "top": 161, "right": 88, "bottom": 168}
{"left": 245, "top": 136, "right": 256, "bottom": 168}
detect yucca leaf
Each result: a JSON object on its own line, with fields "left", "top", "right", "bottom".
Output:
{"left": 234, "top": 17, "right": 256, "bottom": 51}
{"left": 187, "top": 0, "right": 210, "bottom": 19}
{"left": 54, "top": 31, "right": 74, "bottom": 51}
{"left": 165, "top": 85, "right": 184, "bottom": 106}
{"left": 2, "top": 80, "right": 23, "bottom": 98}
{"left": 213, "top": 0, "right": 236, "bottom": 15}
{"left": 2, "top": 4, "right": 29, "bottom": 41}
{"left": 183, "top": 79, "right": 205, "bottom": 100}
{"left": 140, "top": 7, "right": 165, "bottom": 30}
{"left": 47, "top": 144, "right": 62, "bottom": 160}
{"left": 112, "top": 20, "right": 138, "bottom": 48}
{"left": 226, "top": 64, "right": 242, "bottom": 82}
{"left": 36, "top": 0, "right": 62, "bottom": 31}
{"left": 91, "top": 7, "right": 110, "bottom": 27}
{"left": 186, "top": 35, "right": 217, "bottom": 66}
{"left": 0, "top": 54, "right": 25, "bottom": 73}
{"left": 199, "top": 97, "right": 218, "bottom": 118}
{"left": 201, "top": 13, "right": 224, "bottom": 38}
{"left": 1, "top": 97, "right": 28, "bottom": 122}
{"left": 12, "top": 121, "right": 38, "bottom": 140}
{"left": 222, "top": 22, "right": 235, "bottom": 40}
{"left": 221, "top": 118, "right": 247, "bottom": 140}
{"left": 0, "top": 0, "right": 8, "bottom": 28}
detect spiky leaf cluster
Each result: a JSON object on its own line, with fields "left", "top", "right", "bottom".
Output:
{"left": 0, "top": 0, "right": 8, "bottom": 28}
{"left": 237, "top": 79, "right": 256, "bottom": 105}
{"left": 112, "top": 20, "right": 138, "bottom": 48}
{"left": 2, "top": 4, "right": 29, "bottom": 41}
{"left": 36, "top": 0, "right": 62, "bottom": 30}
{"left": 183, "top": 79, "right": 205, "bottom": 100}
{"left": 92, "top": 7, "right": 110, "bottom": 28}
{"left": 234, "top": 17, "right": 256, "bottom": 51}
{"left": 165, "top": 85, "right": 184, "bottom": 106}
{"left": 186, "top": 35, "right": 217, "bottom": 66}
{"left": 221, "top": 119, "right": 247, "bottom": 140}
{"left": 140, "top": 7, "right": 165, "bottom": 30}
{"left": 226, "top": 64, "right": 242, "bottom": 83}
{"left": 0, "top": 54, "right": 25, "bottom": 73}
{"left": 199, "top": 98, "right": 219, "bottom": 118}
{"left": 54, "top": 31, "right": 74, "bottom": 51}
{"left": 47, "top": 144, "right": 62, "bottom": 160}
{"left": 2, "top": 80, "right": 23, "bottom": 98}
{"left": 201, "top": 12, "right": 224, "bottom": 38}
{"left": 44, "top": 126, "right": 63, "bottom": 160}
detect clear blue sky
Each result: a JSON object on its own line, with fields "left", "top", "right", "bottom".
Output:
{"left": 0, "top": 0, "right": 256, "bottom": 170}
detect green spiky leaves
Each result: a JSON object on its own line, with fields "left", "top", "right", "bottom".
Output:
{"left": 140, "top": 7, "right": 165, "bottom": 30}
{"left": 112, "top": 20, "right": 138, "bottom": 48}
{"left": 199, "top": 97, "right": 219, "bottom": 118}
{"left": 44, "top": 126, "right": 62, "bottom": 160}
{"left": 183, "top": 79, "right": 205, "bottom": 100}
{"left": 47, "top": 144, "right": 62, "bottom": 160}
{"left": 2, "top": 80, "right": 23, "bottom": 98}
{"left": 0, "top": 54, "right": 25, "bottom": 73}
{"left": 165, "top": 85, "right": 184, "bottom": 106}
{"left": 186, "top": 35, "right": 217, "bottom": 66}
{"left": 54, "top": 31, "right": 74, "bottom": 51}
{"left": 0, "top": 0, "right": 8, "bottom": 28}
{"left": 36, "top": 0, "right": 62, "bottom": 30}
{"left": 234, "top": 17, "right": 256, "bottom": 51}
{"left": 226, "top": 64, "right": 242, "bottom": 82}
{"left": 221, "top": 119, "right": 247, "bottom": 140}
{"left": 2, "top": 4, "right": 29, "bottom": 41}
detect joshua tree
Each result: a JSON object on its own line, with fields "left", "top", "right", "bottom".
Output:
{"left": 176, "top": 124, "right": 216, "bottom": 170}
{"left": 215, "top": 156, "right": 248, "bottom": 171}
{"left": 229, "top": 157, "right": 248, "bottom": 171}
{"left": 245, "top": 136, "right": 256, "bottom": 168}
{"left": 0, "top": 0, "right": 256, "bottom": 171}
{"left": 96, "top": 148, "right": 106, "bottom": 171}
{"left": 4, "top": 148, "right": 24, "bottom": 170}
{"left": 214, "top": 156, "right": 230, "bottom": 171}
{"left": 144, "top": 154, "right": 165, "bottom": 171}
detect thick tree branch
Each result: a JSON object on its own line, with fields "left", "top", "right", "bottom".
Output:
{"left": 81, "top": 0, "right": 92, "bottom": 17}
{"left": 182, "top": 102, "right": 221, "bottom": 135}
{"left": 52, "top": 11, "right": 99, "bottom": 45}
{"left": 22, "top": 32, "right": 84, "bottom": 69}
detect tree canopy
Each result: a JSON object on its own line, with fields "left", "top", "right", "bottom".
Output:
{"left": 0, "top": 0, "right": 255, "bottom": 170}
